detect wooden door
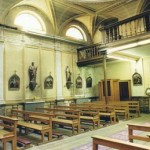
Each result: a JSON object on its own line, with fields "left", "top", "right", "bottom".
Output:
{"left": 99, "top": 79, "right": 120, "bottom": 102}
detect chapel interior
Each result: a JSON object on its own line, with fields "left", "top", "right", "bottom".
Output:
{"left": 0, "top": 0, "right": 150, "bottom": 150}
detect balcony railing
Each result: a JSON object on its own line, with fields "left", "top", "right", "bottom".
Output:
{"left": 101, "top": 10, "right": 150, "bottom": 43}
{"left": 77, "top": 43, "right": 106, "bottom": 66}
{"left": 77, "top": 11, "right": 150, "bottom": 66}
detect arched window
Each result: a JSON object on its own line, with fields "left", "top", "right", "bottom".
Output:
{"left": 14, "top": 12, "right": 46, "bottom": 34}
{"left": 66, "top": 26, "right": 87, "bottom": 41}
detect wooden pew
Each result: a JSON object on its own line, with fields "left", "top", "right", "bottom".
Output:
{"left": 0, "top": 115, "right": 18, "bottom": 150}
{"left": 69, "top": 104, "right": 117, "bottom": 124}
{"left": 36, "top": 107, "right": 80, "bottom": 134}
{"left": 80, "top": 109, "right": 100, "bottom": 128}
{"left": 92, "top": 135, "right": 150, "bottom": 150}
{"left": 54, "top": 105, "right": 100, "bottom": 128}
{"left": 128, "top": 124, "right": 150, "bottom": 142}
{"left": 107, "top": 102, "right": 129, "bottom": 120}
{"left": 114, "top": 105, "right": 129, "bottom": 120}
{"left": 11, "top": 109, "right": 53, "bottom": 144}
{"left": 123, "top": 101, "right": 140, "bottom": 117}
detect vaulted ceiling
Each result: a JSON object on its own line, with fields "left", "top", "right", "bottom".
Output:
{"left": 0, "top": 0, "right": 148, "bottom": 36}
{"left": 0, "top": 0, "right": 150, "bottom": 60}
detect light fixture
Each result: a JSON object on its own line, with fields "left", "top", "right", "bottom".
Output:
{"left": 107, "top": 38, "right": 150, "bottom": 54}
{"left": 107, "top": 55, "right": 137, "bottom": 62}
{"left": 107, "top": 43, "right": 138, "bottom": 54}
{"left": 137, "top": 39, "right": 150, "bottom": 45}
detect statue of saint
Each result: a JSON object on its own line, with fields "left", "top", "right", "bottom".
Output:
{"left": 28, "top": 62, "right": 37, "bottom": 90}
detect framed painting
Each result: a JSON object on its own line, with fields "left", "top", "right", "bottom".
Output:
{"left": 132, "top": 72, "right": 142, "bottom": 86}
{"left": 44, "top": 74, "right": 53, "bottom": 89}
{"left": 8, "top": 74, "right": 20, "bottom": 91}
{"left": 76, "top": 75, "right": 82, "bottom": 88}
{"left": 86, "top": 76, "right": 92, "bottom": 88}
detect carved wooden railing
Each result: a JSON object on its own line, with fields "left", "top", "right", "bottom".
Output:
{"left": 101, "top": 10, "right": 150, "bottom": 43}
{"left": 77, "top": 11, "right": 150, "bottom": 66}
{"left": 77, "top": 43, "right": 106, "bottom": 66}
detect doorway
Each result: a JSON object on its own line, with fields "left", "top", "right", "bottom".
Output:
{"left": 119, "top": 80, "right": 131, "bottom": 101}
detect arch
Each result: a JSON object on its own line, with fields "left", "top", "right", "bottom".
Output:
{"left": 4, "top": 5, "right": 54, "bottom": 35}
{"left": 59, "top": 20, "right": 92, "bottom": 43}
{"left": 14, "top": 11, "right": 46, "bottom": 34}
{"left": 66, "top": 25, "right": 86, "bottom": 41}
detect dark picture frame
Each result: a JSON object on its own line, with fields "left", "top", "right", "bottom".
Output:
{"left": 44, "top": 75, "right": 53, "bottom": 89}
{"left": 86, "top": 76, "right": 92, "bottom": 88}
{"left": 132, "top": 72, "right": 142, "bottom": 86}
{"left": 8, "top": 73, "right": 20, "bottom": 91}
{"left": 76, "top": 75, "right": 82, "bottom": 88}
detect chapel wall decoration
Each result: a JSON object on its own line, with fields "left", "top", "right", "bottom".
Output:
{"left": 76, "top": 75, "right": 82, "bottom": 88}
{"left": 44, "top": 72, "right": 53, "bottom": 89}
{"left": 28, "top": 62, "right": 38, "bottom": 91}
{"left": 86, "top": 76, "right": 92, "bottom": 88}
{"left": 65, "top": 66, "right": 72, "bottom": 89}
{"left": 132, "top": 72, "right": 142, "bottom": 86}
{"left": 8, "top": 72, "right": 20, "bottom": 91}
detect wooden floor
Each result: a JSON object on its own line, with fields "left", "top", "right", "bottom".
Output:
{"left": 0, "top": 114, "right": 150, "bottom": 150}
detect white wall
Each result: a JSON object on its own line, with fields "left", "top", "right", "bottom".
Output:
{"left": 94, "top": 60, "right": 146, "bottom": 97}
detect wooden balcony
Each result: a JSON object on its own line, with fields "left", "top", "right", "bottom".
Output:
{"left": 77, "top": 44, "right": 108, "bottom": 67}
{"left": 77, "top": 11, "right": 150, "bottom": 67}
{"left": 102, "top": 10, "right": 150, "bottom": 43}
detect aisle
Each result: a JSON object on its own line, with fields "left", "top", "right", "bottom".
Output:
{"left": 27, "top": 114, "right": 150, "bottom": 150}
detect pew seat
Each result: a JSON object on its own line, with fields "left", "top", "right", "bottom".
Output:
{"left": 0, "top": 116, "right": 18, "bottom": 150}
{"left": 92, "top": 135, "right": 150, "bottom": 150}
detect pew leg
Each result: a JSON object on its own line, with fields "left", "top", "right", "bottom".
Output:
{"left": 41, "top": 132, "right": 44, "bottom": 143}
{"left": 97, "top": 120, "right": 100, "bottom": 127}
{"left": 47, "top": 130, "right": 52, "bottom": 141}
{"left": 3, "top": 142, "right": 6, "bottom": 150}
{"left": 78, "top": 125, "right": 80, "bottom": 133}
{"left": 93, "top": 122, "right": 95, "bottom": 128}
{"left": 72, "top": 126, "right": 75, "bottom": 134}
{"left": 93, "top": 141, "right": 98, "bottom": 150}
{"left": 128, "top": 128, "right": 133, "bottom": 142}
{"left": 12, "top": 138, "right": 16, "bottom": 150}
{"left": 25, "top": 127, "right": 29, "bottom": 134}
{"left": 110, "top": 117, "right": 112, "bottom": 124}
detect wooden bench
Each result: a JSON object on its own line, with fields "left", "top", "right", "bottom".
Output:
{"left": 70, "top": 103, "right": 117, "bottom": 124}
{"left": 80, "top": 110, "right": 100, "bottom": 128}
{"left": 0, "top": 115, "right": 18, "bottom": 150}
{"left": 128, "top": 124, "right": 150, "bottom": 142}
{"left": 107, "top": 102, "right": 129, "bottom": 120}
{"left": 11, "top": 109, "right": 53, "bottom": 144}
{"left": 123, "top": 101, "right": 140, "bottom": 117}
{"left": 36, "top": 107, "right": 80, "bottom": 134}
{"left": 54, "top": 105, "right": 100, "bottom": 128}
{"left": 92, "top": 135, "right": 150, "bottom": 150}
